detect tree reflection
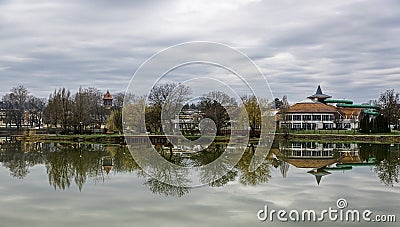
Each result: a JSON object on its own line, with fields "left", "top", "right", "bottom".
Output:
{"left": 208, "top": 170, "right": 237, "bottom": 187}
{"left": 198, "top": 144, "right": 241, "bottom": 186}
{"left": 0, "top": 140, "right": 42, "bottom": 179}
{"left": 375, "top": 150, "right": 400, "bottom": 187}
{"left": 105, "top": 145, "right": 140, "bottom": 173}
{"left": 236, "top": 148, "right": 272, "bottom": 186}
{"left": 0, "top": 140, "right": 276, "bottom": 195}
{"left": 199, "top": 144, "right": 273, "bottom": 187}
{"left": 45, "top": 143, "right": 107, "bottom": 190}
{"left": 3, "top": 140, "right": 398, "bottom": 196}
{"left": 359, "top": 143, "right": 400, "bottom": 187}
{"left": 46, "top": 150, "right": 72, "bottom": 190}
{"left": 132, "top": 145, "right": 191, "bottom": 188}
{"left": 0, "top": 141, "right": 143, "bottom": 191}
{"left": 144, "top": 178, "right": 190, "bottom": 197}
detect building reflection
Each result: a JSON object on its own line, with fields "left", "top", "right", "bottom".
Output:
{"left": 275, "top": 141, "right": 400, "bottom": 186}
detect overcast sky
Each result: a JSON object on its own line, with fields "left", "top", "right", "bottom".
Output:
{"left": 0, "top": 0, "right": 399, "bottom": 103}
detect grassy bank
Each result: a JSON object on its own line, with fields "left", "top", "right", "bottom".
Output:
{"left": 17, "top": 134, "right": 125, "bottom": 144}
{"left": 286, "top": 129, "right": 400, "bottom": 135}
{"left": 14, "top": 132, "right": 400, "bottom": 144}
{"left": 275, "top": 132, "right": 400, "bottom": 143}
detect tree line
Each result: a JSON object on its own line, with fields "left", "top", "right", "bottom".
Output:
{"left": 0, "top": 85, "right": 124, "bottom": 134}
{"left": 2, "top": 84, "right": 398, "bottom": 134}
{"left": 42, "top": 87, "right": 124, "bottom": 133}
{"left": 123, "top": 82, "right": 273, "bottom": 136}
{"left": 1, "top": 83, "right": 265, "bottom": 136}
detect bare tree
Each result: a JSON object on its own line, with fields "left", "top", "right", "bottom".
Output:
{"left": 242, "top": 95, "right": 261, "bottom": 137}
{"left": 112, "top": 92, "right": 125, "bottom": 110}
{"left": 278, "top": 95, "right": 290, "bottom": 134}
{"left": 199, "top": 91, "right": 237, "bottom": 136}
{"left": 43, "top": 88, "right": 72, "bottom": 133}
{"left": 84, "top": 87, "right": 105, "bottom": 129}
{"left": 146, "top": 83, "right": 191, "bottom": 134}
{"left": 59, "top": 88, "right": 72, "bottom": 132}
{"left": 1, "top": 94, "right": 16, "bottom": 128}
{"left": 72, "top": 87, "right": 90, "bottom": 133}
{"left": 43, "top": 90, "right": 61, "bottom": 130}
{"left": 378, "top": 89, "right": 399, "bottom": 130}
{"left": 2, "top": 85, "right": 29, "bottom": 129}
{"left": 26, "top": 96, "right": 46, "bottom": 128}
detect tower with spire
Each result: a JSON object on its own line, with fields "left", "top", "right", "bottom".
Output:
{"left": 103, "top": 90, "right": 113, "bottom": 110}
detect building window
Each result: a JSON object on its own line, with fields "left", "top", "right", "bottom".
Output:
{"left": 285, "top": 115, "right": 292, "bottom": 121}
{"left": 292, "top": 142, "right": 302, "bottom": 148}
{"left": 312, "top": 150, "right": 322, "bottom": 156}
{"left": 312, "top": 115, "right": 321, "bottom": 121}
{"left": 304, "top": 123, "right": 316, "bottom": 130}
{"left": 323, "top": 123, "right": 334, "bottom": 129}
{"left": 302, "top": 115, "right": 311, "bottom": 121}
{"left": 305, "top": 142, "right": 316, "bottom": 148}
{"left": 293, "top": 115, "right": 301, "bottom": 121}
{"left": 323, "top": 143, "right": 334, "bottom": 148}
{"left": 293, "top": 123, "right": 302, "bottom": 129}
{"left": 322, "top": 115, "right": 334, "bottom": 121}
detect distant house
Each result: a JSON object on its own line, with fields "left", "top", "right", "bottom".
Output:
{"left": 172, "top": 109, "right": 203, "bottom": 134}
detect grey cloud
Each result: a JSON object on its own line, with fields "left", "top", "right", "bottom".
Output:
{"left": 0, "top": 0, "right": 399, "bottom": 103}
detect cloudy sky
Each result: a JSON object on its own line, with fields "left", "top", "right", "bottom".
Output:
{"left": 0, "top": 0, "right": 399, "bottom": 103}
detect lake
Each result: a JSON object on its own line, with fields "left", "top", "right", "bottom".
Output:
{"left": 0, "top": 138, "right": 399, "bottom": 227}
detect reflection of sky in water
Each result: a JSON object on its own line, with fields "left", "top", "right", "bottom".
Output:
{"left": 0, "top": 144, "right": 399, "bottom": 227}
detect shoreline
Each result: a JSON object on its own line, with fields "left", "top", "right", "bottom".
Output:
{"left": 275, "top": 133, "right": 400, "bottom": 144}
{"left": 9, "top": 132, "right": 400, "bottom": 144}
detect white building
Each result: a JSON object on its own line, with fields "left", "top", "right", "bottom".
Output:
{"left": 277, "top": 86, "right": 362, "bottom": 130}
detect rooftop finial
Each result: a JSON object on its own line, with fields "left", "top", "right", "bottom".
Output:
{"left": 307, "top": 85, "right": 331, "bottom": 102}
{"left": 316, "top": 85, "right": 323, "bottom": 95}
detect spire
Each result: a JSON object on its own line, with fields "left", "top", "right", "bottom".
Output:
{"left": 308, "top": 168, "right": 331, "bottom": 185}
{"left": 315, "top": 175, "right": 322, "bottom": 185}
{"left": 103, "top": 90, "right": 113, "bottom": 100}
{"left": 316, "top": 85, "right": 323, "bottom": 95}
{"left": 307, "top": 85, "right": 332, "bottom": 102}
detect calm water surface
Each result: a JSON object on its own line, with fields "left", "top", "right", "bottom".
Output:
{"left": 0, "top": 138, "right": 399, "bottom": 227}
